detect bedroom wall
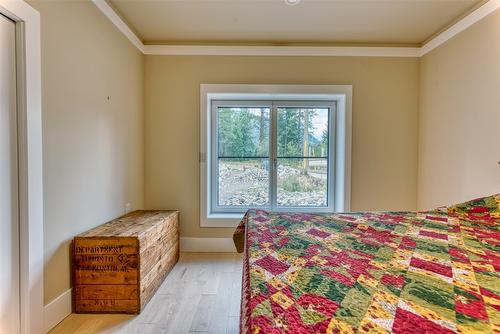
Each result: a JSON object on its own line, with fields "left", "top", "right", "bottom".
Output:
{"left": 418, "top": 9, "right": 500, "bottom": 209}
{"left": 144, "top": 56, "right": 419, "bottom": 238}
{"left": 27, "top": 1, "right": 144, "bottom": 305}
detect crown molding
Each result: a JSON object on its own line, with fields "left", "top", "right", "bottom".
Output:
{"left": 93, "top": 0, "right": 499, "bottom": 58}
{"left": 420, "top": 0, "right": 500, "bottom": 56}
{"left": 91, "top": 0, "right": 144, "bottom": 53}
{"left": 143, "top": 44, "right": 420, "bottom": 57}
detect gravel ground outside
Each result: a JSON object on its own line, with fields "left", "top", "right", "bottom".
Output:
{"left": 218, "top": 161, "right": 327, "bottom": 207}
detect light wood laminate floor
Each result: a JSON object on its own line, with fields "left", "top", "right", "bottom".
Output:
{"left": 50, "top": 252, "right": 243, "bottom": 334}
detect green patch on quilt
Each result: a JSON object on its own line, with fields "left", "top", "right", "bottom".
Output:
{"left": 299, "top": 306, "right": 328, "bottom": 325}
{"left": 462, "top": 237, "right": 484, "bottom": 249}
{"left": 350, "top": 240, "right": 379, "bottom": 255}
{"left": 414, "top": 240, "right": 450, "bottom": 260}
{"left": 324, "top": 278, "right": 351, "bottom": 304}
{"left": 455, "top": 313, "right": 492, "bottom": 334}
{"left": 375, "top": 246, "right": 395, "bottom": 261}
{"left": 324, "top": 219, "right": 350, "bottom": 232}
{"left": 252, "top": 299, "right": 272, "bottom": 317}
{"left": 474, "top": 272, "right": 500, "bottom": 293}
{"left": 393, "top": 224, "right": 409, "bottom": 234}
{"left": 285, "top": 237, "right": 314, "bottom": 251}
{"left": 401, "top": 272, "right": 454, "bottom": 320}
{"left": 422, "top": 220, "right": 449, "bottom": 231}
{"left": 336, "top": 283, "right": 374, "bottom": 327}
{"left": 293, "top": 269, "right": 316, "bottom": 293}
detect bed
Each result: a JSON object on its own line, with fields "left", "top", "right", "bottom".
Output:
{"left": 233, "top": 194, "right": 500, "bottom": 333}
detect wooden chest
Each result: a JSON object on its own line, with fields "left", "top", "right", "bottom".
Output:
{"left": 72, "top": 210, "right": 179, "bottom": 314}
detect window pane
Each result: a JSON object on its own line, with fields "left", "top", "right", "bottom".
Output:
{"left": 218, "top": 158, "right": 270, "bottom": 206}
{"left": 277, "top": 158, "right": 328, "bottom": 207}
{"left": 277, "top": 108, "right": 329, "bottom": 158}
{"left": 218, "top": 107, "right": 270, "bottom": 158}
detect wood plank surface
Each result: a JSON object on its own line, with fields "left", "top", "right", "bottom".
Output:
{"left": 140, "top": 241, "right": 179, "bottom": 310}
{"left": 77, "top": 211, "right": 177, "bottom": 237}
{"left": 74, "top": 285, "right": 138, "bottom": 300}
{"left": 74, "top": 299, "right": 139, "bottom": 314}
{"left": 73, "top": 211, "right": 179, "bottom": 314}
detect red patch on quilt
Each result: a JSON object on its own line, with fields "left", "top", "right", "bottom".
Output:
{"left": 480, "top": 287, "right": 500, "bottom": 311}
{"left": 455, "top": 291, "right": 488, "bottom": 320}
{"left": 425, "top": 215, "right": 448, "bottom": 222}
{"left": 361, "top": 227, "right": 396, "bottom": 244}
{"left": 400, "top": 237, "right": 417, "bottom": 249}
{"left": 381, "top": 273, "right": 405, "bottom": 289}
{"left": 419, "top": 229, "right": 448, "bottom": 240}
{"left": 392, "top": 307, "right": 455, "bottom": 334}
{"left": 468, "top": 206, "right": 489, "bottom": 214}
{"left": 486, "top": 251, "right": 500, "bottom": 271}
{"left": 297, "top": 294, "right": 339, "bottom": 316}
{"left": 322, "top": 270, "right": 355, "bottom": 287}
{"left": 410, "top": 257, "right": 452, "bottom": 277}
{"left": 449, "top": 247, "right": 470, "bottom": 263}
{"left": 307, "top": 228, "right": 331, "bottom": 239}
{"left": 255, "top": 255, "right": 290, "bottom": 276}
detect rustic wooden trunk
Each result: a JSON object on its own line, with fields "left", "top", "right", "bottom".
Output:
{"left": 72, "top": 210, "right": 179, "bottom": 314}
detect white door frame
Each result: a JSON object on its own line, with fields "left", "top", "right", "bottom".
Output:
{"left": 0, "top": 1, "right": 43, "bottom": 334}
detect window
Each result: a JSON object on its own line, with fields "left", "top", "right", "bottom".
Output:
{"left": 212, "top": 100, "right": 334, "bottom": 213}
{"left": 200, "top": 85, "right": 351, "bottom": 227}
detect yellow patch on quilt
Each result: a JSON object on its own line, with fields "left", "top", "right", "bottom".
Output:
{"left": 277, "top": 252, "right": 292, "bottom": 263}
{"left": 390, "top": 248, "right": 412, "bottom": 270}
{"left": 326, "top": 318, "right": 354, "bottom": 334}
{"left": 357, "top": 319, "right": 390, "bottom": 334}
{"left": 251, "top": 325, "right": 261, "bottom": 334}
{"left": 453, "top": 280, "right": 480, "bottom": 295}
{"left": 285, "top": 270, "right": 299, "bottom": 284}
{"left": 293, "top": 258, "right": 307, "bottom": 267}
{"left": 472, "top": 262, "right": 495, "bottom": 272}
{"left": 324, "top": 240, "right": 341, "bottom": 252}
{"left": 465, "top": 247, "right": 485, "bottom": 256}
{"left": 483, "top": 295, "right": 500, "bottom": 308}
{"left": 357, "top": 274, "right": 379, "bottom": 289}
{"left": 311, "top": 255, "right": 328, "bottom": 265}
{"left": 250, "top": 267, "right": 268, "bottom": 282}
{"left": 369, "top": 260, "right": 388, "bottom": 270}
{"left": 415, "top": 252, "right": 450, "bottom": 266}
{"left": 271, "top": 291, "right": 294, "bottom": 310}
{"left": 269, "top": 278, "right": 286, "bottom": 291}
{"left": 456, "top": 324, "right": 488, "bottom": 334}
{"left": 360, "top": 290, "right": 398, "bottom": 331}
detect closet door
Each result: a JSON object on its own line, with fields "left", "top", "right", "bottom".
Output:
{"left": 0, "top": 13, "right": 20, "bottom": 334}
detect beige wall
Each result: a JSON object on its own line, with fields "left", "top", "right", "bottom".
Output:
{"left": 418, "top": 9, "right": 500, "bottom": 209}
{"left": 144, "top": 56, "right": 419, "bottom": 237}
{"left": 27, "top": 1, "right": 145, "bottom": 304}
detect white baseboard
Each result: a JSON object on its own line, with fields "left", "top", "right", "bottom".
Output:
{"left": 44, "top": 288, "right": 72, "bottom": 333}
{"left": 180, "top": 237, "right": 236, "bottom": 252}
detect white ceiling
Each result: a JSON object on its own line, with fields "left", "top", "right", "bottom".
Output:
{"left": 109, "top": 0, "right": 483, "bottom": 45}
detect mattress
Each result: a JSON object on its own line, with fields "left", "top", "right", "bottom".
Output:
{"left": 233, "top": 194, "right": 500, "bottom": 333}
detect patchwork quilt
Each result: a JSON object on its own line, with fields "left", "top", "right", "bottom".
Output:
{"left": 234, "top": 194, "right": 500, "bottom": 334}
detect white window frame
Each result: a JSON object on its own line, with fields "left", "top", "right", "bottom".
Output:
{"left": 200, "top": 84, "right": 352, "bottom": 228}
{"left": 211, "top": 100, "right": 335, "bottom": 213}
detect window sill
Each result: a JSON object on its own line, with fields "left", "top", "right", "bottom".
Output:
{"left": 201, "top": 212, "right": 245, "bottom": 228}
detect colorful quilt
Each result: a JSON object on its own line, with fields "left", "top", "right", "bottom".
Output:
{"left": 234, "top": 194, "right": 500, "bottom": 334}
